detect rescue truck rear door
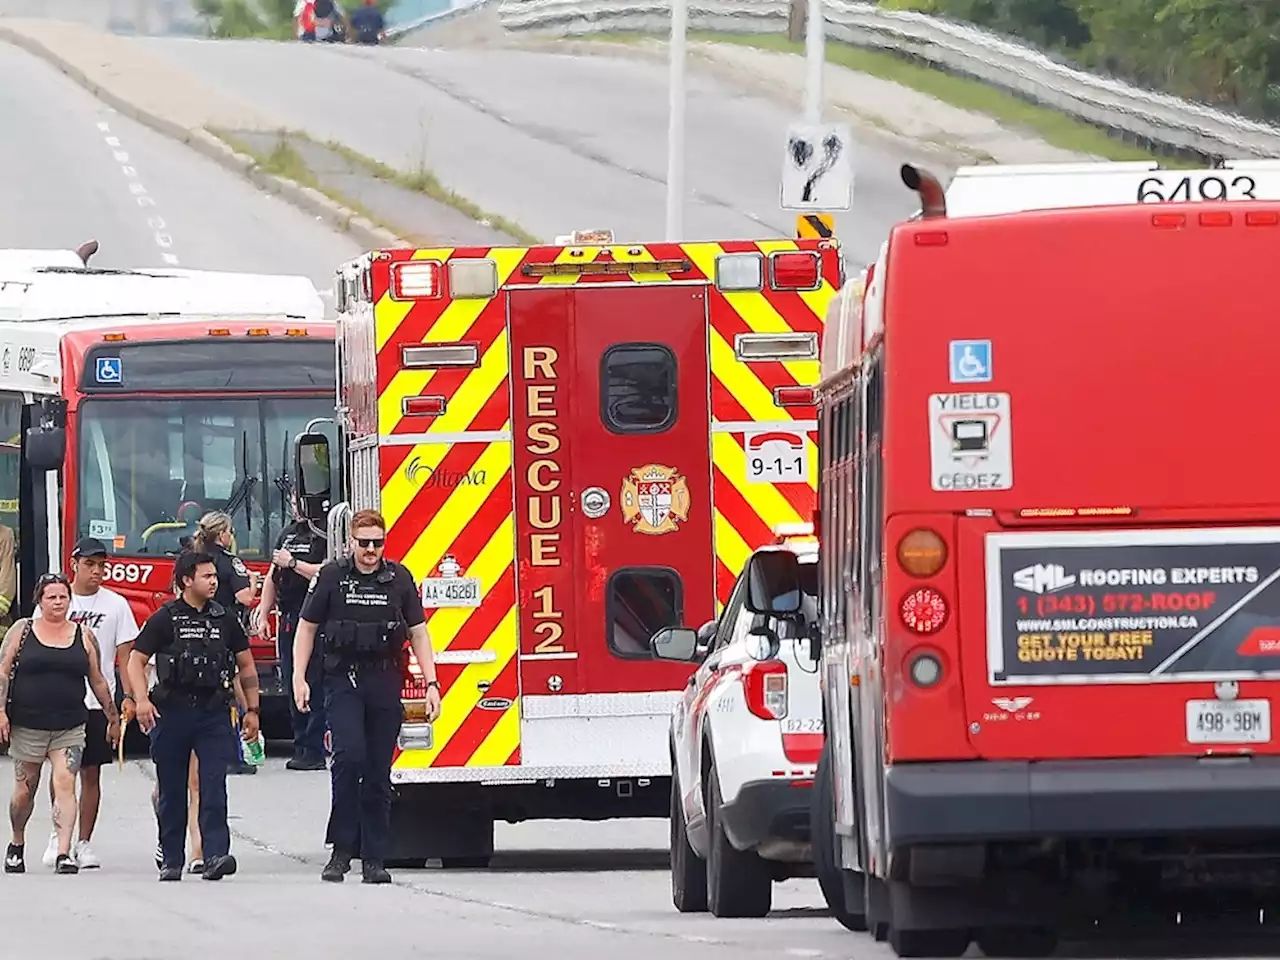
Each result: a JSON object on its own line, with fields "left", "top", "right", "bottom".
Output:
{"left": 509, "top": 285, "right": 715, "bottom": 700}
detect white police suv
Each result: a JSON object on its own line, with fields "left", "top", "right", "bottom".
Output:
{"left": 651, "top": 526, "right": 823, "bottom": 918}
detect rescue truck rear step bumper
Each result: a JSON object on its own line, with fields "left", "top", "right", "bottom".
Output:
{"left": 719, "top": 780, "right": 812, "bottom": 855}
{"left": 886, "top": 757, "right": 1280, "bottom": 845}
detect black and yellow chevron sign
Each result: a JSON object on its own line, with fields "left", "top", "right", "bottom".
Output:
{"left": 796, "top": 213, "right": 835, "bottom": 239}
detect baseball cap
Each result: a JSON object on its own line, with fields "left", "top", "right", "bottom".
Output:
{"left": 71, "top": 536, "right": 109, "bottom": 558}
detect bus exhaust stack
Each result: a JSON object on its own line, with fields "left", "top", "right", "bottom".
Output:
{"left": 900, "top": 165, "right": 946, "bottom": 218}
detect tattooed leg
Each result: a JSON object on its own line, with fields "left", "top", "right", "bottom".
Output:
{"left": 49, "top": 748, "right": 79, "bottom": 857}
{"left": 9, "top": 761, "right": 42, "bottom": 845}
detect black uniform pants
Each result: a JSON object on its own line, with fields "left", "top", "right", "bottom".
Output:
{"left": 150, "top": 699, "right": 235, "bottom": 867}
{"left": 278, "top": 610, "right": 328, "bottom": 758}
{"left": 324, "top": 666, "right": 402, "bottom": 863}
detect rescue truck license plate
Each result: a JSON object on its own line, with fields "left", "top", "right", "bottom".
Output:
{"left": 421, "top": 577, "right": 482, "bottom": 609}
{"left": 1185, "top": 698, "right": 1270, "bottom": 744}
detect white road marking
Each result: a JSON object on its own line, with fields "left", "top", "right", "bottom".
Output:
{"left": 98, "top": 120, "right": 180, "bottom": 266}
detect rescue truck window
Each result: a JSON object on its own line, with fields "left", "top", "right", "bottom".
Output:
{"left": 606, "top": 567, "right": 683, "bottom": 659}
{"left": 600, "top": 344, "right": 677, "bottom": 433}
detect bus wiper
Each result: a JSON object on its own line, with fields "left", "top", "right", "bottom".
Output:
{"left": 223, "top": 474, "right": 258, "bottom": 525}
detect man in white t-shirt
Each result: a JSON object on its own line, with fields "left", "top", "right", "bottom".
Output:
{"left": 35, "top": 537, "right": 139, "bottom": 869}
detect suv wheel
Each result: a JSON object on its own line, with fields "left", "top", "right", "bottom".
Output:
{"left": 706, "top": 766, "right": 772, "bottom": 918}
{"left": 670, "top": 770, "right": 707, "bottom": 912}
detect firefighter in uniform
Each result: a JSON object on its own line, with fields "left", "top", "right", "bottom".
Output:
{"left": 291, "top": 509, "right": 441, "bottom": 884}
{"left": 126, "top": 551, "right": 262, "bottom": 881}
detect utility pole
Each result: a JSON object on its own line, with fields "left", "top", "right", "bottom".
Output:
{"left": 665, "top": 0, "right": 689, "bottom": 240}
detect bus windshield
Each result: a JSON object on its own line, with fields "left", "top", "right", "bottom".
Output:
{"left": 76, "top": 397, "right": 337, "bottom": 561}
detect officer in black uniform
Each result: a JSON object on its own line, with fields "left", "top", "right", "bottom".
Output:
{"left": 254, "top": 498, "right": 328, "bottom": 770}
{"left": 126, "top": 551, "right": 262, "bottom": 882}
{"left": 291, "top": 509, "right": 441, "bottom": 884}
{"left": 192, "top": 511, "right": 258, "bottom": 776}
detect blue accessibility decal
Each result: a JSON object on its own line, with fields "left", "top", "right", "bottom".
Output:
{"left": 95, "top": 357, "right": 122, "bottom": 384}
{"left": 949, "top": 340, "right": 991, "bottom": 384}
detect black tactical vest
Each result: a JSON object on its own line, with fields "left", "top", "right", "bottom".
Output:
{"left": 154, "top": 600, "right": 236, "bottom": 701}
{"left": 321, "top": 559, "right": 409, "bottom": 670}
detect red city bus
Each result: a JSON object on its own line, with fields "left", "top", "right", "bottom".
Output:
{"left": 792, "top": 162, "right": 1280, "bottom": 956}
{"left": 0, "top": 260, "right": 337, "bottom": 735}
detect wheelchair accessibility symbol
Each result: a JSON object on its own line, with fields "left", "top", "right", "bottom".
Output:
{"left": 95, "top": 357, "right": 122, "bottom": 384}
{"left": 949, "top": 340, "right": 991, "bottom": 384}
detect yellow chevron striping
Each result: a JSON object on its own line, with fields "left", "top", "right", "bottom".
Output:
{"left": 806, "top": 434, "right": 819, "bottom": 490}
{"left": 712, "top": 432, "right": 804, "bottom": 533}
{"left": 382, "top": 442, "right": 450, "bottom": 533}
{"left": 468, "top": 697, "right": 521, "bottom": 767}
{"left": 423, "top": 512, "right": 515, "bottom": 648}
{"left": 397, "top": 606, "right": 518, "bottom": 768}
{"left": 403, "top": 442, "right": 514, "bottom": 585}
{"left": 709, "top": 327, "right": 789, "bottom": 425}
{"left": 374, "top": 247, "right": 454, "bottom": 352}
{"left": 381, "top": 328, "right": 511, "bottom": 438}
{"left": 713, "top": 509, "right": 753, "bottom": 585}
{"left": 376, "top": 248, "right": 525, "bottom": 432}
{"left": 684, "top": 241, "right": 821, "bottom": 385}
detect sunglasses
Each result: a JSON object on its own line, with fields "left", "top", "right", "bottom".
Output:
{"left": 37, "top": 573, "right": 69, "bottom": 587}
{"left": 355, "top": 537, "right": 385, "bottom": 548}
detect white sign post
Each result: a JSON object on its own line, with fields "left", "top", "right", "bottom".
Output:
{"left": 665, "top": 0, "right": 689, "bottom": 240}
{"left": 780, "top": 122, "right": 854, "bottom": 211}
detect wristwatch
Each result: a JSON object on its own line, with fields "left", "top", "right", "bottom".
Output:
{"left": 288, "top": 557, "right": 298, "bottom": 570}
{"left": 245, "top": 706, "right": 260, "bottom": 714}
{"left": 426, "top": 680, "right": 440, "bottom": 690}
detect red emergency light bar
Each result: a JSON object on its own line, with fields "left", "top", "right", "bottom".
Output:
{"left": 769, "top": 252, "right": 821, "bottom": 290}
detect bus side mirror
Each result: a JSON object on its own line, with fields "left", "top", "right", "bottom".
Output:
{"left": 744, "top": 551, "right": 803, "bottom": 615}
{"left": 25, "top": 426, "right": 65, "bottom": 473}
{"left": 294, "top": 432, "right": 331, "bottom": 519}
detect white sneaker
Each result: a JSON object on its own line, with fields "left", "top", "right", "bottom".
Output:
{"left": 41, "top": 832, "right": 57, "bottom": 868}
{"left": 74, "top": 840, "right": 100, "bottom": 869}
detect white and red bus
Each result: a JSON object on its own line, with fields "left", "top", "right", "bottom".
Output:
{"left": 0, "top": 254, "right": 338, "bottom": 733}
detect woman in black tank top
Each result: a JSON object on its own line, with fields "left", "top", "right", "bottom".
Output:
{"left": 0, "top": 574, "right": 120, "bottom": 875}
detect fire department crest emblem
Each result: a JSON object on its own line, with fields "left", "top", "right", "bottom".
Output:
{"left": 620, "top": 464, "right": 690, "bottom": 536}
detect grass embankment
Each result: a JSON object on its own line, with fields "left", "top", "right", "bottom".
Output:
{"left": 588, "top": 30, "right": 1199, "bottom": 166}
{"left": 210, "top": 129, "right": 538, "bottom": 244}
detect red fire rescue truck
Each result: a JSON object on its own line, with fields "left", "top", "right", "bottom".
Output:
{"left": 789, "top": 161, "right": 1280, "bottom": 957}
{"left": 293, "top": 234, "right": 841, "bottom": 865}
{"left": 0, "top": 254, "right": 336, "bottom": 737}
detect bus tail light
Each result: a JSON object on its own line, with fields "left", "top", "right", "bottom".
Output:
{"left": 390, "top": 261, "right": 442, "bottom": 300}
{"left": 769, "top": 251, "right": 820, "bottom": 290}
{"left": 744, "top": 661, "right": 788, "bottom": 720}
{"left": 900, "top": 587, "right": 948, "bottom": 635}
{"left": 897, "top": 528, "right": 947, "bottom": 578}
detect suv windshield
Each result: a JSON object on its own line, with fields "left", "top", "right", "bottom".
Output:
{"left": 76, "top": 397, "right": 337, "bottom": 561}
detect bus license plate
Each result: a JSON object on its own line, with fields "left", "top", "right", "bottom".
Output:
{"left": 1185, "top": 698, "right": 1270, "bottom": 744}
{"left": 421, "top": 577, "right": 481, "bottom": 609}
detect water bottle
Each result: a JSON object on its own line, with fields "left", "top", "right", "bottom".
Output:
{"left": 244, "top": 732, "right": 266, "bottom": 766}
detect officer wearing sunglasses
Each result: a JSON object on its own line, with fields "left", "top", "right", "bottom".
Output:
{"left": 290, "top": 509, "right": 440, "bottom": 884}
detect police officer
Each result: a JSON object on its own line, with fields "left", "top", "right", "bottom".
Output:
{"left": 291, "top": 509, "right": 440, "bottom": 884}
{"left": 253, "top": 496, "right": 328, "bottom": 770}
{"left": 191, "top": 510, "right": 258, "bottom": 776}
{"left": 126, "top": 551, "right": 262, "bottom": 882}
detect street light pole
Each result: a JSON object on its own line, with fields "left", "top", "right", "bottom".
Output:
{"left": 803, "top": 0, "right": 824, "bottom": 123}
{"left": 665, "top": 0, "right": 688, "bottom": 240}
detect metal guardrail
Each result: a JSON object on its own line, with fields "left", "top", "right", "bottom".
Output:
{"left": 387, "top": 0, "right": 499, "bottom": 39}
{"left": 493, "top": 0, "right": 1280, "bottom": 160}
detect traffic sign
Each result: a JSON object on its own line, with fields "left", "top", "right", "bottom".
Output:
{"left": 796, "top": 213, "right": 834, "bottom": 238}
{"left": 781, "top": 122, "right": 854, "bottom": 211}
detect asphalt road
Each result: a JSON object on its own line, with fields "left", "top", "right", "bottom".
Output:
{"left": 0, "top": 39, "right": 362, "bottom": 286}
{"left": 135, "top": 36, "right": 926, "bottom": 265}
{"left": 0, "top": 756, "right": 850, "bottom": 959}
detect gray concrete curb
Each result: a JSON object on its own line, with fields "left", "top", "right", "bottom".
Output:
{"left": 0, "top": 24, "right": 410, "bottom": 250}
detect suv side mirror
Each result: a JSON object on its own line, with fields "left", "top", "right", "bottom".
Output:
{"left": 294, "top": 432, "right": 331, "bottom": 521}
{"left": 651, "top": 626, "right": 699, "bottom": 662}
{"left": 744, "top": 550, "right": 803, "bottom": 615}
